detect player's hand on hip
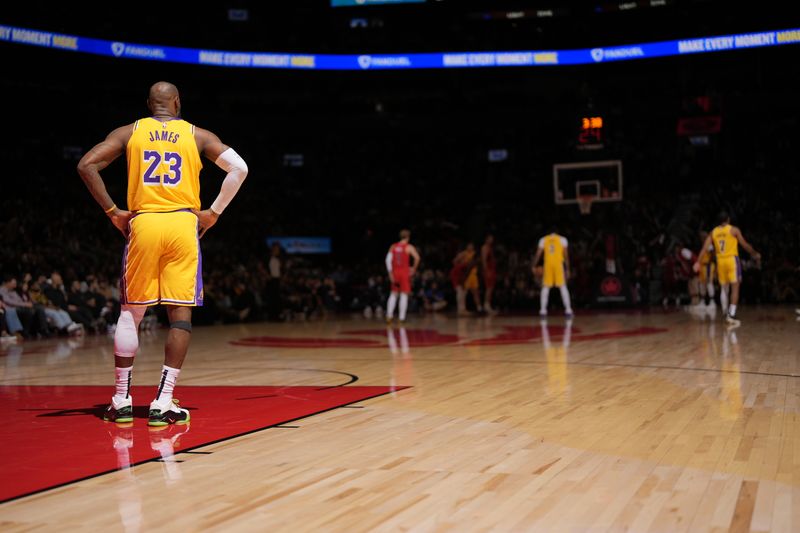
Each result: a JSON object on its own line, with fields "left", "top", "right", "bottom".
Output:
{"left": 108, "top": 208, "right": 133, "bottom": 238}
{"left": 192, "top": 209, "right": 219, "bottom": 238}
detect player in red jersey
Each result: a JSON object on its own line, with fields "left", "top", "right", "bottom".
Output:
{"left": 385, "top": 229, "right": 421, "bottom": 324}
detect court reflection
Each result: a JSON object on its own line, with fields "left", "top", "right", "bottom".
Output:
{"left": 540, "top": 318, "right": 573, "bottom": 398}
{"left": 718, "top": 328, "right": 742, "bottom": 420}
{"left": 106, "top": 422, "right": 190, "bottom": 532}
{"left": 387, "top": 327, "right": 415, "bottom": 399}
{"left": 106, "top": 422, "right": 142, "bottom": 533}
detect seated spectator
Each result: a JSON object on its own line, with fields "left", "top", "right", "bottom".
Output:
{"left": 1, "top": 300, "right": 23, "bottom": 342}
{"left": 28, "top": 281, "right": 83, "bottom": 336}
{"left": 423, "top": 281, "right": 447, "bottom": 312}
{"left": 44, "top": 272, "right": 95, "bottom": 331}
{"left": 0, "top": 274, "right": 50, "bottom": 338}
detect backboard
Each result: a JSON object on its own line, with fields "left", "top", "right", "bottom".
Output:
{"left": 553, "top": 160, "right": 623, "bottom": 206}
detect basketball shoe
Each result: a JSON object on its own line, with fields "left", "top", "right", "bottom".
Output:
{"left": 104, "top": 395, "right": 134, "bottom": 424}
{"left": 148, "top": 398, "right": 190, "bottom": 427}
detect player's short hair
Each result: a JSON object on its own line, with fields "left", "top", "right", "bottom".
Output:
{"left": 399, "top": 229, "right": 411, "bottom": 240}
{"left": 717, "top": 211, "right": 730, "bottom": 225}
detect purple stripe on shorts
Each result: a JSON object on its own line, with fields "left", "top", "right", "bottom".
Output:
{"left": 736, "top": 257, "right": 742, "bottom": 280}
{"left": 194, "top": 222, "right": 204, "bottom": 306}
{"left": 119, "top": 242, "right": 130, "bottom": 305}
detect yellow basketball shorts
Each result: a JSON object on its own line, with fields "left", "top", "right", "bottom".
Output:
{"left": 120, "top": 210, "right": 203, "bottom": 306}
{"left": 543, "top": 261, "right": 566, "bottom": 288}
{"left": 716, "top": 256, "right": 740, "bottom": 285}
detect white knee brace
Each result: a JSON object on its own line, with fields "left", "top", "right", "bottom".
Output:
{"left": 114, "top": 305, "right": 146, "bottom": 357}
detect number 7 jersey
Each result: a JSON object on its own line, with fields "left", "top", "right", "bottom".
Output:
{"left": 711, "top": 224, "right": 738, "bottom": 258}
{"left": 126, "top": 117, "right": 203, "bottom": 212}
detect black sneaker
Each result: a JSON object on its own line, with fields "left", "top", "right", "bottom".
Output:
{"left": 104, "top": 396, "right": 134, "bottom": 424}
{"left": 148, "top": 398, "right": 190, "bottom": 427}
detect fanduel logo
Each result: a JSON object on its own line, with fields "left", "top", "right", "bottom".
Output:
{"left": 358, "top": 55, "right": 371, "bottom": 69}
{"left": 111, "top": 42, "right": 125, "bottom": 57}
{"left": 590, "top": 48, "right": 604, "bottom": 62}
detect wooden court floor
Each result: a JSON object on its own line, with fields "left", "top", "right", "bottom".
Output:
{"left": 1, "top": 307, "right": 799, "bottom": 532}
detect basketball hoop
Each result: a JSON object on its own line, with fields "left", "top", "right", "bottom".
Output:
{"left": 578, "top": 195, "right": 594, "bottom": 215}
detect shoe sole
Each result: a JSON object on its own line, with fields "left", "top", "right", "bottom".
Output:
{"left": 148, "top": 412, "right": 190, "bottom": 427}
{"left": 104, "top": 416, "right": 134, "bottom": 424}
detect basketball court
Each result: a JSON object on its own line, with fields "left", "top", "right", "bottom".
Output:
{"left": 2, "top": 309, "right": 798, "bottom": 531}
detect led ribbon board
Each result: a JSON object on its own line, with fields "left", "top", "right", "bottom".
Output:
{"left": 1, "top": 24, "right": 799, "bottom": 70}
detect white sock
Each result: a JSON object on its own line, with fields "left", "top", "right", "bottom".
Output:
{"left": 114, "top": 306, "right": 146, "bottom": 357}
{"left": 399, "top": 293, "right": 408, "bottom": 321}
{"left": 115, "top": 365, "right": 133, "bottom": 401}
{"left": 729, "top": 304, "right": 737, "bottom": 317}
{"left": 540, "top": 287, "right": 550, "bottom": 314}
{"left": 387, "top": 292, "right": 398, "bottom": 319}
{"left": 155, "top": 365, "right": 181, "bottom": 406}
{"left": 708, "top": 283, "right": 715, "bottom": 298}
{"left": 720, "top": 286, "right": 729, "bottom": 313}
{"left": 559, "top": 285, "right": 572, "bottom": 313}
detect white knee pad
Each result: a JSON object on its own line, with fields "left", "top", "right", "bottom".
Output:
{"left": 114, "top": 305, "right": 146, "bottom": 357}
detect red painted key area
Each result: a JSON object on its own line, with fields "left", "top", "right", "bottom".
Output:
{"left": 0, "top": 384, "right": 402, "bottom": 502}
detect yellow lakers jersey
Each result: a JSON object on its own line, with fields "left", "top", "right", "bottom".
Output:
{"left": 126, "top": 117, "right": 203, "bottom": 212}
{"left": 712, "top": 224, "right": 738, "bottom": 258}
{"left": 542, "top": 234, "right": 566, "bottom": 265}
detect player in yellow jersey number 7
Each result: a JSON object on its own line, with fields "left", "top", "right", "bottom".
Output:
{"left": 77, "top": 82, "right": 249, "bottom": 426}
{"left": 694, "top": 212, "right": 760, "bottom": 328}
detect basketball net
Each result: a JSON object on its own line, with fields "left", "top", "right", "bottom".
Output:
{"left": 578, "top": 195, "right": 594, "bottom": 215}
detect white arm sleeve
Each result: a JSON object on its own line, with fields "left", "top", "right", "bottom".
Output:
{"left": 385, "top": 252, "right": 393, "bottom": 273}
{"left": 210, "top": 148, "right": 248, "bottom": 214}
{"left": 537, "top": 237, "right": 545, "bottom": 249}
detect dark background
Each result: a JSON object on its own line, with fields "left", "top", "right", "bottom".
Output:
{"left": 1, "top": 0, "right": 798, "bottom": 322}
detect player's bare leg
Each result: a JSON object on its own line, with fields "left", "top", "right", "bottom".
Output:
{"left": 484, "top": 286, "right": 495, "bottom": 314}
{"left": 559, "top": 284, "right": 574, "bottom": 317}
{"left": 726, "top": 282, "right": 741, "bottom": 327}
{"left": 719, "top": 283, "right": 729, "bottom": 315}
{"left": 540, "top": 286, "right": 550, "bottom": 317}
{"left": 398, "top": 292, "right": 409, "bottom": 322}
{"left": 456, "top": 285, "right": 469, "bottom": 316}
{"left": 706, "top": 280, "right": 716, "bottom": 308}
{"left": 105, "top": 305, "right": 146, "bottom": 423}
{"left": 149, "top": 305, "right": 192, "bottom": 426}
{"left": 386, "top": 291, "right": 399, "bottom": 323}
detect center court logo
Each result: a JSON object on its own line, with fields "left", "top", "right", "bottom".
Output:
{"left": 590, "top": 48, "right": 604, "bottom": 62}
{"left": 111, "top": 42, "right": 125, "bottom": 57}
{"left": 358, "top": 55, "right": 372, "bottom": 69}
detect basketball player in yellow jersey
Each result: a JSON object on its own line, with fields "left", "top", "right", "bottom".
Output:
{"left": 77, "top": 82, "right": 248, "bottom": 426}
{"left": 694, "top": 212, "right": 760, "bottom": 327}
{"left": 532, "top": 228, "right": 573, "bottom": 318}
